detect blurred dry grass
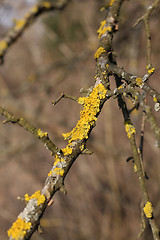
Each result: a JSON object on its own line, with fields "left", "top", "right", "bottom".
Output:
{"left": 0, "top": 0, "right": 160, "bottom": 239}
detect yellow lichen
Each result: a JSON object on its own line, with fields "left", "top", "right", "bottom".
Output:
{"left": 24, "top": 190, "right": 45, "bottom": 206}
{"left": 7, "top": 217, "right": 31, "bottom": 240}
{"left": 15, "top": 19, "right": 26, "bottom": 31}
{"left": 97, "top": 20, "right": 106, "bottom": 34}
{"left": 134, "top": 164, "right": 137, "bottom": 172}
{"left": 106, "top": 64, "right": 109, "bottom": 69}
{"left": 42, "top": 1, "right": 51, "bottom": 8}
{"left": 94, "top": 47, "right": 106, "bottom": 59}
{"left": 53, "top": 167, "right": 64, "bottom": 176}
{"left": 37, "top": 129, "right": 48, "bottom": 138}
{"left": 153, "top": 95, "right": 157, "bottom": 102}
{"left": 48, "top": 170, "right": 52, "bottom": 176}
{"left": 136, "top": 77, "right": 143, "bottom": 87}
{"left": 109, "top": 0, "right": 115, "bottom": 6}
{"left": 125, "top": 121, "right": 136, "bottom": 138}
{"left": 148, "top": 67, "right": 155, "bottom": 74}
{"left": 118, "top": 85, "right": 123, "bottom": 90}
{"left": 97, "top": 20, "right": 112, "bottom": 38}
{"left": 98, "top": 26, "right": 112, "bottom": 38}
{"left": 31, "top": 5, "right": 38, "bottom": 13}
{"left": 62, "top": 145, "right": 73, "bottom": 155}
{"left": 144, "top": 201, "right": 153, "bottom": 218}
{"left": 0, "top": 40, "right": 8, "bottom": 54}
{"left": 62, "top": 84, "right": 107, "bottom": 143}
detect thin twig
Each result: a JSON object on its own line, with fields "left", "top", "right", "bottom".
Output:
{"left": 52, "top": 93, "right": 78, "bottom": 105}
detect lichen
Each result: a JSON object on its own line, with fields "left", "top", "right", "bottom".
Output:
{"left": 24, "top": 191, "right": 45, "bottom": 206}
{"left": 99, "top": 26, "right": 112, "bottom": 38}
{"left": 37, "top": 129, "right": 48, "bottom": 138}
{"left": 53, "top": 167, "right": 64, "bottom": 176}
{"left": 134, "top": 164, "right": 137, "bottom": 172}
{"left": 125, "top": 121, "right": 136, "bottom": 138}
{"left": 153, "top": 95, "right": 157, "bottom": 102}
{"left": 42, "top": 1, "right": 51, "bottom": 8}
{"left": 15, "top": 19, "right": 26, "bottom": 31}
{"left": 144, "top": 201, "right": 153, "bottom": 218}
{"left": 7, "top": 217, "right": 31, "bottom": 240}
{"left": 135, "top": 77, "right": 143, "bottom": 87}
{"left": 62, "top": 83, "right": 107, "bottom": 143}
{"left": 54, "top": 154, "right": 65, "bottom": 166}
{"left": 0, "top": 40, "right": 8, "bottom": 55}
{"left": 62, "top": 145, "right": 73, "bottom": 155}
{"left": 97, "top": 20, "right": 112, "bottom": 38}
{"left": 31, "top": 5, "right": 38, "bottom": 13}
{"left": 97, "top": 20, "right": 106, "bottom": 34}
{"left": 109, "top": 0, "right": 115, "bottom": 6}
{"left": 94, "top": 47, "right": 106, "bottom": 59}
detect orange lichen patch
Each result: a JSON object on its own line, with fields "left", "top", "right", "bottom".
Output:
{"left": 144, "top": 201, "right": 153, "bottom": 218}
{"left": 24, "top": 191, "right": 45, "bottom": 206}
{"left": 42, "top": 1, "right": 51, "bottom": 8}
{"left": 135, "top": 77, "right": 143, "bottom": 87}
{"left": 125, "top": 121, "right": 136, "bottom": 138}
{"left": 7, "top": 217, "right": 31, "bottom": 240}
{"left": 37, "top": 129, "right": 48, "bottom": 138}
{"left": 62, "top": 83, "right": 107, "bottom": 143}
{"left": 15, "top": 19, "right": 26, "bottom": 31}
{"left": 0, "top": 40, "right": 8, "bottom": 54}
{"left": 53, "top": 167, "right": 64, "bottom": 176}
{"left": 94, "top": 47, "right": 106, "bottom": 59}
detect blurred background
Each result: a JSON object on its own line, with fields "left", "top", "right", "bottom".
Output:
{"left": 0, "top": 0, "right": 160, "bottom": 239}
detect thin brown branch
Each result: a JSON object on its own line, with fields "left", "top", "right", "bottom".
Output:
{"left": 52, "top": 93, "right": 78, "bottom": 105}
{"left": 0, "top": 106, "right": 60, "bottom": 155}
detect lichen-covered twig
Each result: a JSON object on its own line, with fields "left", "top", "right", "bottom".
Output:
{"left": 0, "top": 106, "right": 60, "bottom": 155}
{"left": 7, "top": 82, "right": 109, "bottom": 240}
{"left": 0, "top": 0, "right": 71, "bottom": 64}
{"left": 94, "top": 0, "right": 160, "bottom": 239}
